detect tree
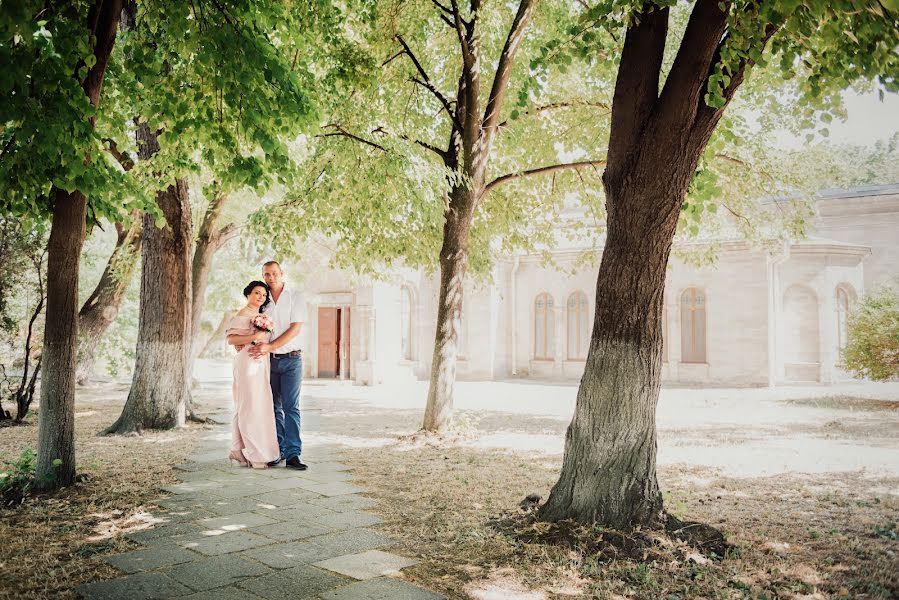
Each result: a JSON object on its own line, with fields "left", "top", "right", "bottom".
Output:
{"left": 0, "top": 219, "right": 48, "bottom": 422}
{"left": 259, "top": 0, "right": 610, "bottom": 432}
{"left": 539, "top": 0, "right": 899, "bottom": 528}
{"left": 104, "top": 0, "right": 366, "bottom": 432}
{"left": 841, "top": 284, "right": 899, "bottom": 381}
{"left": 1, "top": 0, "right": 127, "bottom": 489}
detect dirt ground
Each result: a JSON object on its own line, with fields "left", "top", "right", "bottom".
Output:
{"left": 297, "top": 377, "right": 899, "bottom": 600}
{"left": 0, "top": 382, "right": 205, "bottom": 600}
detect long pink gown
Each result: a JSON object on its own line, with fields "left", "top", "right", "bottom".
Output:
{"left": 226, "top": 315, "right": 279, "bottom": 464}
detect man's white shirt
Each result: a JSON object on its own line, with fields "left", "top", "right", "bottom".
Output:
{"left": 263, "top": 285, "right": 308, "bottom": 354}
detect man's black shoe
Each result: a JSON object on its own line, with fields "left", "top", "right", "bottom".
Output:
{"left": 285, "top": 456, "right": 308, "bottom": 470}
{"left": 267, "top": 457, "right": 284, "bottom": 467}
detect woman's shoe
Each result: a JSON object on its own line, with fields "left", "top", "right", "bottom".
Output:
{"left": 250, "top": 462, "right": 268, "bottom": 470}
{"left": 228, "top": 450, "right": 249, "bottom": 467}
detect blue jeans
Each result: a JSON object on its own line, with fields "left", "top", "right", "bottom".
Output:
{"left": 270, "top": 354, "right": 302, "bottom": 459}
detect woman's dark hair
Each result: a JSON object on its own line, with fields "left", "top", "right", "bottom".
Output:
{"left": 243, "top": 280, "right": 271, "bottom": 313}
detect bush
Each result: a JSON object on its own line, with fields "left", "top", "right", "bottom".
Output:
{"left": 841, "top": 285, "right": 899, "bottom": 381}
{"left": 0, "top": 448, "right": 62, "bottom": 506}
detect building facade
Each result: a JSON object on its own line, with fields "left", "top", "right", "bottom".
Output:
{"left": 294, "top": 185, "right": 899, "bottom": 386}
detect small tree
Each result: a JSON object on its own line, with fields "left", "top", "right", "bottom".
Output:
{"left": 842, "top": 285, "right": 899, "bottom": 381}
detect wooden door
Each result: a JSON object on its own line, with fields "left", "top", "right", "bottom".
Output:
{"left": 318, "top": 307, "right": 340, "bottom": 377}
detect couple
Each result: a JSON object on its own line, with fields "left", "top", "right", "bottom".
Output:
{"left": 226, "top": 261, "right": 308, "bottom": 471}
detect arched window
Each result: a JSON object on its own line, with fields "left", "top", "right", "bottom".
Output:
{"left": 836, "top": 285, "right": 853, "bottom": 350}
{"left": 400, "top": 285, "right": 413, "bottom": 360}
{"left": 534, "top": 292, "right": 555, "bottom": 360}
{"left": 566, "top": 291, "right": 589, "bottom": 360}
{"left": 680, "top": 288, "right": 707, "bottom": 363}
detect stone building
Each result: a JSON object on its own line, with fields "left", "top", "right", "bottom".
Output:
{"left": 294, "top": 184, "right": 899, "bottom": 386}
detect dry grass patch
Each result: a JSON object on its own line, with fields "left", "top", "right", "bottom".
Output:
{"left": 342, "top": 442, "right": 899, "bottom": 599}
{"left": 0, "top": 387, "right": 200, "bottom": 599}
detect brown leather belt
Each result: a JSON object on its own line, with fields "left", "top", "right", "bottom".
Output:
{"left": 271, "top": 350, "right": 301, "bottom": 359}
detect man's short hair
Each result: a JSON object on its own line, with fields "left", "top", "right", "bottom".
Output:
{"left": 263, "top": 260, "right": 281, "bottom": 270}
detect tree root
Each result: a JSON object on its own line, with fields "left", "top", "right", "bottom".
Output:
{"left": 490, "top": 500, "right": 731, "bottom": 563}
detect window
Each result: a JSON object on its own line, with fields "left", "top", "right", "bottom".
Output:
{"left": 534, "top": 292, "right": 555, "bottom": 360}
{"left": 566, "top": 291, "right": 589, "bottom": 359}
{"left": 680, "top": 288, "right": 707, "bottom": 363}
{"left": 836, "top": 285, "right": 852, "bottom": 350}
{"left": 400, "top": 285, "right": 413, "bottom": 360}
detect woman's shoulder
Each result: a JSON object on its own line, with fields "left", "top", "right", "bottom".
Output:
{"left": 232, "top": 311, "right": 255, "bottom": 320}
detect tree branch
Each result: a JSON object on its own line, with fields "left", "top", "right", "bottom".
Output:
{"left": 394, "top": 35, "right": 458, "bottom": 126}
{"left": 102, "top": 137, "right": 135, "bottom": 171}
{"left": 657, "top": 0, "right": 730, "bottom": 128}
{"left": 482, "top": 0, "right": 538, "bottom": 142}
{"left": 449, "top": 0, "right": 473, "bottom": 66}
{"left": 497, "top": 100, "right": 611, "bottom": 129}
{"left": 371, "top": 126, "right": 449, "bottom": 161}
{"left": 318, "top": 124, "right": 389, "bottom": 153}
{"left": 691, "top": 21, "right": 782, "bottom": 142}
{"left": 606, "top": 6, "right": 669, "bottom": 171}
{"left": 483, "top": 159, "right": 607, "bottom": 197}
{"left": 430, "top": 0, "right": 453, "bottom": 15}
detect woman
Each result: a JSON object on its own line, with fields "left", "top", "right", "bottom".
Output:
{"left": 225, "top": 281, "right": 280, "bottom": 468}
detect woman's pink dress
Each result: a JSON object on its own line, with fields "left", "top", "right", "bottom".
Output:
{"left": 226, "top": 315, "right": 279, "bottom": 464}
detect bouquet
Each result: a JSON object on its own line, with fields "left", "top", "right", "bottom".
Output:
{"left": 252, "top": 314, "right": 274, "bottom": 333}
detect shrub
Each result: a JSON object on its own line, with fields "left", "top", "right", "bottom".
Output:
{"left": 841, "top": 285, "right": 899, "bottom": 381}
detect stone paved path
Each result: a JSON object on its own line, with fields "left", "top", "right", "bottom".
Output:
{"left": 76, "top": 388, "right": 444, "bottom": 600}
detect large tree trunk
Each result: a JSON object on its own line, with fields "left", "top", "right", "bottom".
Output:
{"left": 76, "top": 216, "right": 141, "bottom": 384}
{"left": 541, "top": 0, "right": 750, "bottom": 528}
{"left": 34, "top": 0, "right": 124, "bottom": 490}
{"left": 540, "top": 175, "right": 683, "bottom": 528}
{"left": 422, "top": 189, "right": 476, "bottom": 432}
{"left": 35, "top": 190, "right": 86, "bottom": 489}
{"left": 106, "top": 124, "right": 192, "bottom": 433}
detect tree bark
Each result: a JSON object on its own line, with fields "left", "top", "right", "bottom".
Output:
{"left": 541, "top": 0, "right": 768, "bottom": 528}
{"left": 106, "top": 124, "right": 192, "bottom": 433}
{"left": 76, "top": 216, "right": 141, "bottom": 384}
{"left": 34, "top": 0, "right": 124, "bottom": 490}
{"left": 35, "top": 190, "right": 85, "bottom": 488}
{"left": 422, "top": 190, "right": 474, "bottom": 431}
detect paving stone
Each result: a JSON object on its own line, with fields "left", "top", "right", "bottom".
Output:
{"left": 251, "top": 489, "right": 323, "bottom": 507}
{"left": 196, "top": 512, "right": 279, "bottom": 532}
{"left": 298, "top": 481, "right": 365, "bottom": 497}
{"left": 75, "top": 572, "right": 193, "bottom": 600}
{"left": 251, "top": 522, "right": 333, "bottom": 543}
{"left": 164, "top": 554, "right": 272, "bottom": 591}
{"left": 240, "top": 540, "right": 329, "bottom": 569}
{"left": 254, "top": 476, "right": 320, "bottom": 491}
{"left": 307, "top": 528, "right": 395, "bottom": 556}
{"left": 182, "top": 586, "right": 265, "bottom": 600}
{"left": 267, "top": 502, "right": 340, "bottom": 522}
{"left": 161, "top": 481, "right": 226, "bottom": 495}
{"left": 236, "top": 565, "right": 349, "bottom": 600}
{"left": 320, "top": 577, "right": 446, "bottom": 600}
{"left": 299, "top": 470, "right": 356, "bottom": 483}
{"left": 178, "top": 530, "right": 273, "bottom": 556}
{"left": 313, "top": 550, "right": 418, "bottom": 580}
{"left": 102, "top": 545, "right": 199, "bottom": 573}
{"left": 306, "top": 495, "right": 378, "bottom": 513}
{"left": 208, "top": 481, "right": 279, "bottom": 498}
{"left": 204, "top": 497, "right": 279, "bottom": 516}
{"left": 126, "top": 522, "right": 203, "bottom": 545}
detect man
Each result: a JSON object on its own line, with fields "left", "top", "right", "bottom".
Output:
{"left": 249, "top": 261, "right": 308, "bottom": 470}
